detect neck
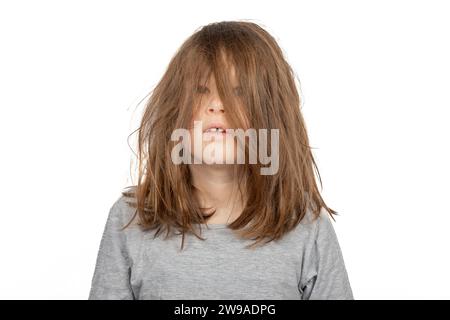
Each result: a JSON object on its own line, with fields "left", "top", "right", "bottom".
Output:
{"left": 189, "top": 164, "right": 246, "bottom": 223}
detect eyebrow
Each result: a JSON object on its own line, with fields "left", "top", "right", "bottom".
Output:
{"left": 198, "top": 85, "right": 241, "bottom": 89}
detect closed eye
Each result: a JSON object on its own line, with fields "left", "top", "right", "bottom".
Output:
{"left": 195, "top": 85, "right": 243, "bottom": 96}
{"left": 196, "top": 85, "right": 210, "bottom": 94}
{"left": 233, "top": 86, "right": 243, "bottom": 96}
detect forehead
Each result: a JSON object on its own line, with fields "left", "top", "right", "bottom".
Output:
{"left": 204, "top": 64, "right": 239, "bottom": 87}
{"left": 198, "top": 47, "right": 239, "bottom": 85}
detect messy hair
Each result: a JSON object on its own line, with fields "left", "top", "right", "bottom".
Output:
{"left": 120, "top": 20, "right": 338, "bottom": 250}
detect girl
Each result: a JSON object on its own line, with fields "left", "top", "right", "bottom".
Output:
{"left": 88, "top": 21, "right": 354, "bottom": 300}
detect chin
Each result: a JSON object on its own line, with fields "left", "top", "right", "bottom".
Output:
{"left": 202, "top": 157, "right": 234, "bottom": 165}
{"left": 200, "top": 143, "right": 236, "bottom": 164}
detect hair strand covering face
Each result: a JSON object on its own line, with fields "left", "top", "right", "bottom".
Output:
{"left": 120, "top": 20, "right": 338, "bottom": 250}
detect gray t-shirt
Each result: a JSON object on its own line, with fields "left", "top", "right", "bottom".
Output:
{"left": 88, "top": 194, "right": 354, "bottom": 300}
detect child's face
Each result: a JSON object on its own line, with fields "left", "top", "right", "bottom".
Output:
{"left": 188, "top": 71, "right": 242, "bottom": 165}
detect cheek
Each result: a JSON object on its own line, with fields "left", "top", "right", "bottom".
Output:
{"left": 190, "top": 112, "right": 204, "bottom": 128}
{"left": 192, "top": 101, "right": 205, "bottom": 120}
{"left": 230, "top": 102, "right": 250, "bottom": 130}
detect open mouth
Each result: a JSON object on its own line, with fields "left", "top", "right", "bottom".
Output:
{"left": 202, "top": 122, "right": 232, "bottom": 139}
{"left": 204, "top": 127, "right": 226, "bottom": 133}
{"left": 203, "top": 127, "right": 229, "bottom": 141}
{"left": 202, "top": 122, "right": 234, "bottom": 141}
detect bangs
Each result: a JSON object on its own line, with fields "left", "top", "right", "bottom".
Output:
{"left": 178, "top": 22, "right": 289, "bottom": 132}
{"left": 181, "top": 43, "right": 250, "bottom": 131}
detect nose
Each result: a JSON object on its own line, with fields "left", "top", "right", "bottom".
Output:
{"left": 207, "top": 102, "right": 224, "bottom": 114}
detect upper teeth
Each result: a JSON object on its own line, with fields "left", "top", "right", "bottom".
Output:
{"left": 205, "top": 127, "right": 225, "bottom": 133}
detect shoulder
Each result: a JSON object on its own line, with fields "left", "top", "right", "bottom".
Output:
{"left": 102, "top": 189, "right": 146, "bottom": 258}
{"left": 106, "top": 189, "right": 139, "bottom": 230}
{"left": 290, "top": 206, "right": 336, "bottom": 243}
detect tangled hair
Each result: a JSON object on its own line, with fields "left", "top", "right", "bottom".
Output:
{"left": 121, "top": 20, "right": 338, "bottom": 250}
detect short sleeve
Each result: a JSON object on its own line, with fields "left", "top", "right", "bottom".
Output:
{"left": 299, "top": 209, "right": 354, "bottom": 300}
{"left": 88, "top": 197, "right": 135, "bottom": 300}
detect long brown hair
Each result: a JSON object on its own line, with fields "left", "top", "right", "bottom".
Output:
{"left": 121, "top": 20, "right": 338, "bottom": 250}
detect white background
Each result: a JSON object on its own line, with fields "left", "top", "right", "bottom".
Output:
{"left": 1, "top": 0, "right": 449, "bottom": 299}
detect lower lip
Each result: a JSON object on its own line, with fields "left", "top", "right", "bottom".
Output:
{"left": 202, "top": 131, "right": 229, "bottom": 140}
